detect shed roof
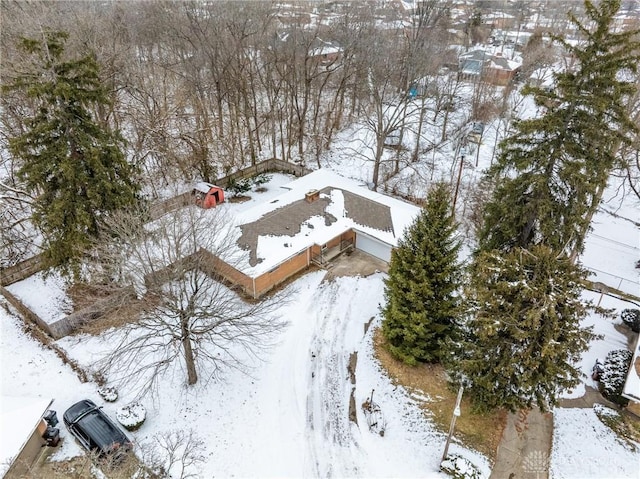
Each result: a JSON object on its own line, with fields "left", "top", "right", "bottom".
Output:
{"left": 194, "top": 182, "right": 216, "bottom": 194}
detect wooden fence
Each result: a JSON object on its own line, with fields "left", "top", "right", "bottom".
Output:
{"left": 148, "top": 191, "right": 192, "bottom": 221}
{"left": 146, "top": 158, "right": 311, "bottom": 221}
{"left": 47, "top": 287, "right": 136, "bottom": 339}
{"left": 215, "top": 158, "right": 311, "bottom": 187}
{"left": 1, "top": 284, "right": 138, "bottom": 339}
{"left": 0, "top": 158, "right": 314, "bottom": 335}
{"left": 0, "top": 253, "right": 46, "bottom": 287}
{"left": 0, "top": 285, "right": 53, "bottom": 336}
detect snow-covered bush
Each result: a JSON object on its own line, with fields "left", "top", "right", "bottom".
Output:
{"left": 598, "top": 349, "right": 633, "bottom": 407}
{"left": 97, "top": 386, "right": 118, "bottom": 403}
{"left": 252, "top": 173, "right": 272, "bottom": 192}
{"left": 620, "top": 309, "right": 640, "bottom": 333}
{"left": 440, "top": 454, "right": 483, "bottom": 479}
{"left": 116, "top": 402, "right": 146, "bottom": 431}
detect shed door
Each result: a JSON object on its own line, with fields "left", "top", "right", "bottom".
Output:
{"left": 355, "top": 232, "right": 392, "bottom": 263}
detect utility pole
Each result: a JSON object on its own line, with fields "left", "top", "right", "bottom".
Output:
{"left": 452, "top": 150, "right": 466, "bottom": 216}
{"left": 441, "top": 385, "right": 464, "bottom": 463}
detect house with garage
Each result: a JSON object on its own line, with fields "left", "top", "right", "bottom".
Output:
{"left": 458, "top": 48, "right": 522, "bottom": 86}
{"left": 207, "top": 169, "right": 420, "bottom": 298}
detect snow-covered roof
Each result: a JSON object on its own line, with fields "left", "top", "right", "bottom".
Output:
{"left": 227, "top": 169, "right": 420, "bottom": 277}
{"left": 0, "top": 396, "right": 53, "bottom": 471}
{"left": 487, "top": 55, "right": 521, "bottom": 72}
{"left": 623, "top": 333, "right": 640, "bottom": 402}
{"left": 309, "top": 44, "right": 342, "bottom": 57}
{"left": 459, "top": 48, "right": 521, "bottom": 72}
{"left": 194, "top": 182, "right": 216, "bottom": 194}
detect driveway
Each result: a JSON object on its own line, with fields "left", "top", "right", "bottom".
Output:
{"left": 323, "top": 249, "right": 388, "bottom": 279}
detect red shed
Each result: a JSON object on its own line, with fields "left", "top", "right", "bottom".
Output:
{"left": 193, "top": 182, "right": 225, "bottom": 209}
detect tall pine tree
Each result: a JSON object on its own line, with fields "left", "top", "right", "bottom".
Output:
{"left": 382, "top": 182, "right": 462, "bottom": 365}
{"left": 448, "top": 245, "right": 598, "bottom": 412}
{"left": 479, "top": 0, "right": 640, "bottom": 256}
{"left": 5, "top": 31, "right": 139, "bottom": 271}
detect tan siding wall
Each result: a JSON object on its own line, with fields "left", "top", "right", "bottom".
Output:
{"left": 4, "top": 420, "right": 46, "bottom": 479}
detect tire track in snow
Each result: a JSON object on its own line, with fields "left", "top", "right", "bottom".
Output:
{"left": 304, "top": 277, "right": 367, "bottom": 478}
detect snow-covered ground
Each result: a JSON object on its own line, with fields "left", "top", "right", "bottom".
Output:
{"left": 2, "top": 164, "right": 639, "bottom": 478}
{"left": 580, "top": 174, "right": 640, "bottom": 297}
{"left": 5, "top": 271, "right": 72, "bottom": 324}
{"left": 551, "top": 407, "right": 639, "bottom": 479}
{"left": 0, "top": 272, "right": 491, "bottom": 478}
{"left": 2, "top": 62, "right": 639, "bottom": 479}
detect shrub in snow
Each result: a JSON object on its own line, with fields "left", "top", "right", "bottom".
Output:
{"left": 97, "top": 386, "right": 118, "bottom": 403}
{"left": 252, "top": 173, "right": 272, "bottom": 190}
{"left": 116, "top": 402, "right": 146, "bottom": 431}
{"left": 226, "top": 177, "right": 253, "bottom": 197}
{"left": 598, "top": 349, "right": 633, "bottom": 407}
{"left": 440, "top": 454, "right": 483, "bottom": 479}
{"left": 620, "top": 309, "right": 640, "bottom": 333}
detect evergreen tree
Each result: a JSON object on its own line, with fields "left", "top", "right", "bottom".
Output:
{"left": 5, "top": 31, "right": 139, "bottom": 272}
{"left": 382, "top": 182, "right": 462, "bottom": 365}
{"left": 447, "top": 245, "right": 598, "bottom": 412}
{"left": 479, "top": 0, "right": 640, "bottom": 256}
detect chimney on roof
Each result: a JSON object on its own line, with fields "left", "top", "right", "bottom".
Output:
{"left": 305, "top": 189, "right": 320, "bottom": 203}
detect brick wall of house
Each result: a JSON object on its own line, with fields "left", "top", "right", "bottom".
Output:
{"left": 198, "top": 249, "right": 255, "bottom": 294}
{"left": 310, "top": 230, "right": 355, "bottom": 257}
{"left": 253, "top": 249, "right": 310, "bottom": 297}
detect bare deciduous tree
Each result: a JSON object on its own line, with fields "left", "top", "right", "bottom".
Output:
{"left": 88, "top": 205, "right": 287, "bottom": 397}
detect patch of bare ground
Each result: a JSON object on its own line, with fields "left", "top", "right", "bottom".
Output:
{"left": 67, "top": 283, "right": 113, "bottom": 312}
{"left": 372, "top": 328, "right": 505, "bottom": 461}
{"left": 19, "top": 449, "right": 151, "bottom": 479}
{"left": 227, "top": 195, "right": 251, "bottom": 203}
{"left": 76, "top": 294, "right": 156, "bottom": 336}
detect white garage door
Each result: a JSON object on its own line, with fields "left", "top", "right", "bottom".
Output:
{"left": 355, "top": 231, "right": 392, "bottom": 263}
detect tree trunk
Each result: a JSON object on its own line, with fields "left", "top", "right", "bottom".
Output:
{"left": 372, "top": 139, "right": 384, "bottom": 191}
{"left": 181, "top": 316, "right": 198, "bottom": 385}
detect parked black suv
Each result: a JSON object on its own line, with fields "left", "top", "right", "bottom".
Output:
{"left": 63, "top": 399, "right": 132, "bottom": 459}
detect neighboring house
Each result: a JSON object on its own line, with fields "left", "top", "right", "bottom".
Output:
{"left": 207, "top": 169, "right": 420, "bottom": 298}
{"left": 483, "top": 12, "right": 517, "bottom": 30}
{"left": 308, "top": 40, "right": 342, "bottom": 66}
{"left": 1, "top": 397, "right": 54, "bottom": 478}
{"left": 458, "top": 48, "right": 522, "bottom": 86}
{"left": 613, "top": 11, "right": 639, "bottom": 32}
